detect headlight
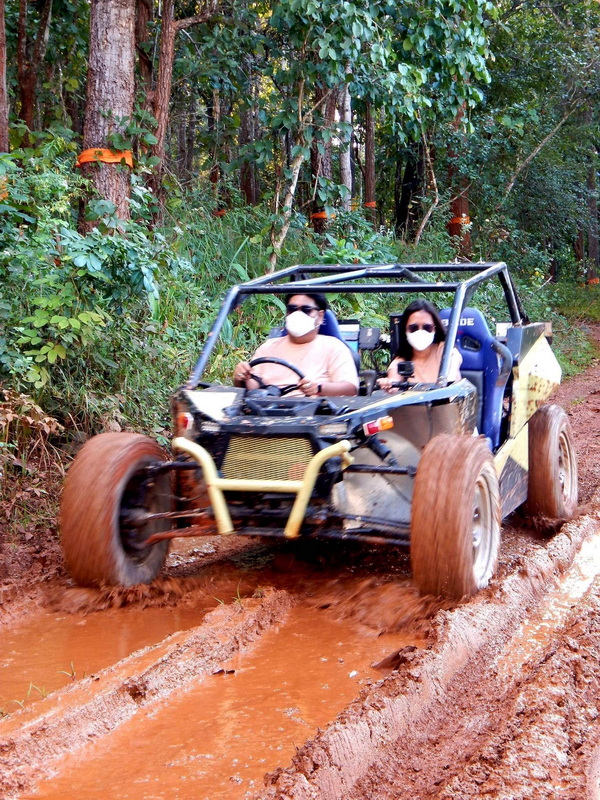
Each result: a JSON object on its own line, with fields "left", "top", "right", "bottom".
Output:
{"left": 318, "top": 421, "right": 349, "bottom": 437}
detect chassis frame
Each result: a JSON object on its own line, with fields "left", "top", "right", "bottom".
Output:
{"left": 59, "top": 261, "right": 578, "bottom": 598}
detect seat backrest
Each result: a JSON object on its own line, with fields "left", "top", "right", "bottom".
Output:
{"left": 439, "top": 307, "right": 513, "bottom": 449}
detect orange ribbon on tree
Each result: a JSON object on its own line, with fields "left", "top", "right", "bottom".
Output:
{"left": 450, "top": 215, "right": 470, "bottom": 225}
{"left": 364, "top": 201, "right": 377, "bottom": 208}
{"left": 311, "top": 211, "right": 335, "bottom": 219}
{"left": 75, "top": 148, "right": 134, "bottom": 168}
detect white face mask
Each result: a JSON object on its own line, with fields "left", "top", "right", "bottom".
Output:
{"left": 406, "top": 329, "right": 435, "bottom": 351}
{"left": 286, "top": 310, "right": 319, "bottom": 338}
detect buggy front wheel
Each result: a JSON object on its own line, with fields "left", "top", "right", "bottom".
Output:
{"left": 410, "top": 434, "right": 501, "bottom": 600}
{"left": 60, "top": 432, "right": 172, "bottom": 587}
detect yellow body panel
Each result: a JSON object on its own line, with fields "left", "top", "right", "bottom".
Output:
{"left": 509, "top": 335, "right": 561, "bottom": 438}
{"left": 494, "top": 421, "right": 529, "bottom": 476}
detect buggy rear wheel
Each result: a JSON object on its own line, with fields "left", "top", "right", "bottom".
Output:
{"left": 60, "top": 432, "right": 171, "bottom": 587}
{"left": 411, "top": 434, "right": 501, "bottom": 600}
{"left": 526, "top": 404, "right": 578, "bottom": 520}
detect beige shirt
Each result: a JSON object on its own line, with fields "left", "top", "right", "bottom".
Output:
{"left": 390, "top": 342, "right": 463, "bottom": 384}
{"left": 252, "top": 334, "right": 359, "bottom": 393}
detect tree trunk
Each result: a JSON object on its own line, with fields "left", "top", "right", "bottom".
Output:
{"left": 269, "top": 146, "right": 306, "bottom": 271}
{"left": 587, "top": 142, "right": 598, "bottom": 283}
{"left": 310, "top": 85, "right": 331, "bottom": 234}
{"left": 339, "top": 67, "right": 352, "bottom": 211}
{"left": 395, "top": 145, "right": 423, "bottom": 238}
{"left": 17, "top": 0, "right": 53, "bottom": 136}
{"left": 151, "top": 0, "right": 218, "bottom": 195}
{"left": 82, "top": 0, "right": 136, "bottom": 224}
{"left": 364, "top": 102, "right": 376, "bottom": 224}
{"left": 0, "top": 0, "right": 8, "bottom": 152}
{"left": 239, "top": 105, "right": 258, "bottom": 205}
{"left": 135, "top": 0, "right": 153, "bottom": 106}
{"left": 239, "top": 75, "right": 259, "bottom": 206}
{"left": 447, "top": 104, "right": 471, "bottom": 257}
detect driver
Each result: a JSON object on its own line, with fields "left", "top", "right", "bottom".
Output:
{"left": 233, "top": 293, "right": 359, "bottom": 397}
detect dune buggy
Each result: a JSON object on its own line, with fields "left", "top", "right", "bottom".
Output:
{"left": 60, "top": 262, "right": 578, "bottom": 599}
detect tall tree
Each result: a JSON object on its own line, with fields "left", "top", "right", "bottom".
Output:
{"left": 339, "top": 65, "right": 352, "bottom": 211}
{"left": 150, "top": 0, "right": 219, "bottom": 193}
{"left": 587, "top": 139, "right": 599, "bottom": 282}
{"left": 81, "top": 0, "right": 136, "bottom": 222}
{"left": 17, "top": 0, "right": 53, "bottom": 134}
{"left": 0, "top": 0, "right": 8, "bottom": 152}
{"left": 364, "top": 102, "right": 376, "bottom": 224}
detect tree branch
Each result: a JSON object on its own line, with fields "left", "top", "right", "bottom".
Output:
{"left": 500, "top": 106, "right": 579, "bottom": 204}
{"left": 414, "top": 126, "right": 439, "bottom": 247}
{"left": 174, "top": 1, "right": 219, "bottom": 32}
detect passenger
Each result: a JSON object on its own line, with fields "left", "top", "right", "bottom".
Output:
{"left": 378, "top": 299, "right": 462, "bottom": 391}
{"left": 233, "top": 292, "right": 359, "bottom": 397}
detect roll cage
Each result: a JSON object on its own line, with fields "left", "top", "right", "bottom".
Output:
{"left": 186, "top": 261, "right": 527, "bottom": 391}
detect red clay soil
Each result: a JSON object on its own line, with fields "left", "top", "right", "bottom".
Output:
{"left": 1, "top": 325, "right": 600, "bottom": 800}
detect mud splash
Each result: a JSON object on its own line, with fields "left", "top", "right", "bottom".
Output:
{"left": 311, "top": 576, "right": 454, "bottom": 637}
{"left": 22, "top": 607, "right": 419, "bottom": 800}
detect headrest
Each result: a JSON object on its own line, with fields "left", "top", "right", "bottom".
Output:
{"left": 439, "top": 307, "right": 492, "bottom": 341}
{"left": 318, "top": 309, "right": 344, "bottom": 338}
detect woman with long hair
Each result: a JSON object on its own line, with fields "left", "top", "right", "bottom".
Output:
{"left": 378, "top": 299, "right": 462, "bottom": 390}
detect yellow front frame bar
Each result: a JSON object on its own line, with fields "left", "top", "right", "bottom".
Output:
{"left": 172, "top": 437, "right": 354, "bottom": 539}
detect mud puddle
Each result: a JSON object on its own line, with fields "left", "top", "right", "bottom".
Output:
{"left": 497, "top": 521, "right": 600, "bottom": 679}
{"left": 1, "top": 537, "right": 420, "bottom": 718}
{"left": 0, "top": 603, "right": 210, "bottom": 713}
{"left": 23, "top": 607, "right": 419, "bottom": 800}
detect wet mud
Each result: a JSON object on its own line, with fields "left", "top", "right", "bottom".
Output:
{"left": 1, "top": 325, "right": 600, "bottom": 799}
{"left": 22, "top": 609, "right": 411, "bottom": 800}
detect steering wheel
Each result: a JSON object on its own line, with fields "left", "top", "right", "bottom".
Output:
{"left": 248, "top": 356, "right": 305, "bottom": 397}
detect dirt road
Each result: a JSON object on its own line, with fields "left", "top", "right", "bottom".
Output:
{"left": 1, "top": 326, "right": 600, "bottom": 800}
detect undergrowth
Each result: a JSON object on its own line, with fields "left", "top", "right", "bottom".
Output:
{"left": 0, "top": 140, "right": 598, "bottom": 473}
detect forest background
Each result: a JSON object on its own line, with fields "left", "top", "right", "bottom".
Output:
{"left": 0, "top": 0, "right": 599, "bottom": 484}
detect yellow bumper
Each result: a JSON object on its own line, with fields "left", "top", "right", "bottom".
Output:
{"left": 172, "top": 437, "right": 353, "bottom": 539}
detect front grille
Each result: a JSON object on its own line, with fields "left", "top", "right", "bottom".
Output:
{"left": 221, "top": 436, "right": 313, "bottom": 482}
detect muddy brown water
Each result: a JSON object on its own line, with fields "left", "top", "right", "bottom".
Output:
{"left": 21, "top": 608, "right": 416, "bottom": 800}
{"left": 1, "top": 539, "right": 422, "bottom": 715}
{"left": 0, "top": 604, "right": 210, "bottom": 713}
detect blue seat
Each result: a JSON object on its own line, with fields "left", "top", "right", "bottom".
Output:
{"left": 439, "top": 307, "right": 513, "bottom": 449}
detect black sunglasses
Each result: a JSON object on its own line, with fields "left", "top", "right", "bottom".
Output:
{"left": 407, "top": 322, "right": 435, "bottom": 333}
{"left": 286, "top": 304, "right": 320, "bottom": 315}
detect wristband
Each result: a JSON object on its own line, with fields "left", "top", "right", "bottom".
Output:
{"left": 317, "top": 384, "right": 322, "bottom": 395}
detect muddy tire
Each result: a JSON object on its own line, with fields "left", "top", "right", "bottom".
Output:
{"left": 60, "top": 432, "right": 172, "bottom": 587}
{"left": 411, "top": 434, "right": 501, "bottom": 600}
{"left": 526, "top": 404, "right": 578, "bottom": 520}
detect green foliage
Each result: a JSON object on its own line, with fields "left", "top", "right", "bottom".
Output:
{"left": 0, "top": 136, "right": 187, "bottom": 415}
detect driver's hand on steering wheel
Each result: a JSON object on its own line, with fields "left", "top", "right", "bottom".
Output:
{"left": 234, "top": 361, "right": 252, "bottom": 386}
{"left": 298, "top": 377, "right": 319, "bottom": 397}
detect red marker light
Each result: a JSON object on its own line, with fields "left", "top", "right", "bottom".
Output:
{"left": 362, "top": 416, "right": 394, "bottom": 436}
{"left": 177, "top": 412, "right": 194, "bottom": 432}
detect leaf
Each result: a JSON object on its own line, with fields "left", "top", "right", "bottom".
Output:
{"left": 88, "top": 253, "right": 103, "bottom": 271}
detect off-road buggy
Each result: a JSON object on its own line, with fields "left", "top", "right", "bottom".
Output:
{"left": 60, "top": 262, "right": 578, "bottom": 600}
